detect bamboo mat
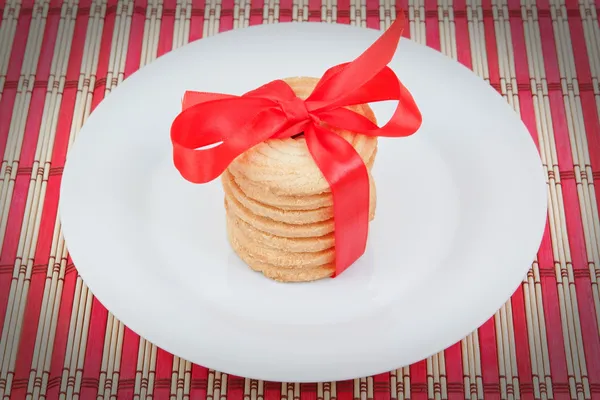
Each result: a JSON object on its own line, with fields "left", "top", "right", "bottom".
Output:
{"left": 0, "top": 0, "right": 599, "bottom": 398}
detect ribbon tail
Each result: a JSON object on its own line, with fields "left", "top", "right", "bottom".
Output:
{"left": 305, "top": 124, "right": 370, "bottom": 276}
{"left": 307, "top": 10, "right": 406, "bottom": 105}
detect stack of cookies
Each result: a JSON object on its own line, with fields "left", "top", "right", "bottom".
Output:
{"left": 223, "top": 77, "right": 379, "bottom": 282}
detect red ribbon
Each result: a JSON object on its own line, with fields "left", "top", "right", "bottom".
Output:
{"left": 171, "top": 11, "right": 422, "bottom": 277}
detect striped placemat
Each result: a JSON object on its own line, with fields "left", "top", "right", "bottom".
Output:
{"left": 0, "top": 0, "right": 599, "bottom": 399}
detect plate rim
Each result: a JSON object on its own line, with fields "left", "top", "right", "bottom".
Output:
{"left": 59, "top": 21, "right": 548, "bottom": 382}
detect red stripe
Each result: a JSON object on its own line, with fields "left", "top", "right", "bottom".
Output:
{"left": 158, "top": 0, "right": 176, "bottom": 57}
{"left": 512, "top": 288, "right": 535, "bottom": 400}
{"left": 220, "top": 0, "right": 234, "bottom": 31}
{"left": 337, "top": 0, "right": 350, "bottom": 25}
{"left": 482, "top": 0, "right": 499, "bottom": 89}
{"left": 372, "top": 372, "right": 391, "bottom": 400}
{"left": 117, "top": 327, "right": 140, "bottom": 399}
{"left": 478, "top": 318, "right": 500, "bottom": 400}
{"left": 152, "top": 348, "right": 174, "bottom": 399}
{"left": 537, "top": 228, "right": 569, "bottom": 388}
{"left": 123, "top": 0, "right": 147, "bottom": 79}
{"left": 45, "top": 255, "right": 77, "bottom": 400}
{"left": 80, "top": 299, "right": 109, "bottom": 399}
{"left": 249, "top": 0, "right": 262, "bottom": 26}
{"left": 424, "top": 0, "right": 440, "bottom": 51}
{"left": 90, "top": 7, "right": 115, "bottom": 111}
{"left": 279, "top": 0, "right": 293, "bottom": 23}
{"left": 189, "top": 364, "right": 208, "bottom": 399}
{"left": 453, "top": 0, "right": 472, "bottom": 70}
{"left": 226, "top": 375, "right": 245, "bottom": 400}
{"left": 308, "top": 0, "right": 320, "bottom": 22}
{"left": 445, "top": 343, "right": 464, "bottom": 400}
{"left": 366, "top": 0, "right": 379, "bottom": 29}
{"left": 3, "top": 13, "right": 31, "bottom": 82}
{"left": 189, "top": 0, "right": 205, "bottom": 42}
{"left": 409, "top": 360, "right": 427, "bottom": 400}
{"left": 334, "top": 380, "right": 352, "bottom": 400}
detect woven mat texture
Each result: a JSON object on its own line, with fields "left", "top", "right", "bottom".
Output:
{"left": 0, "top": 0, "right": 600, "bottom": 398}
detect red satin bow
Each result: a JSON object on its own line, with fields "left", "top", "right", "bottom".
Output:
{"left": 171, "top": 11, "right": 422, "bottom": 277}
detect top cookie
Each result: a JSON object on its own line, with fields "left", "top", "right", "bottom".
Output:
{"left": 227, "top": 77, "right": 378, "bottom": 196}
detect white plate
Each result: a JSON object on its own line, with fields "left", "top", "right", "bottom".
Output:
{"left": 59, "top": 22, "right": 547, "bottom": 382}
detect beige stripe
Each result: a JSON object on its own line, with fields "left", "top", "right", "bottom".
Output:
{"left": 524, "top": 263, "right": 553, "bottom": 399}
{"left": 0, "top": 0, "right": 21, "bottom": 99}
{"left": 263, "top": 0, "right": 277, "bottom": 24}
{"left": 378, "top": 0, "right": 389, "bottom": 30}
{"left": 292, "top": 0, "right": 308, "bottom": 22}
{"left": 577, "top": 0, "right": 600, "bottom": 343}
{"left": 172, "top": 0, "right": 192, "bottom": 50}
{"left": 281, "top": 382, "right": 293, "bottom": 400}
{"left": 350, "top": 0, "right": 366, "bottom": 28}
{"left": 203, "top": 0, "right": 221, "bottom": 37}
{"left": 438, "top": 0, "right": 456, "bottom": 60}
{"left": 58, "top": 1, "right": 108, "bottom": 399}
{"left": 22, "top": 1, "right": 80, "bottom": 398}
{"left": 233, "top": 0, "right": 250, "bottom": 29}
{"left": 519, "top": 6, "right": 555, "bottom": 400}
{"left": 408, "top": 0, "right": 425, "bottom": 45}
{"left": 490, "top": 2, "right": 522, "bottom": 399}
{"left": 390, "top": 367, "right": 410, "bottom": 400}
{"left": 133, "top": 339, "right": 157, "bottom": 399}
{"left": 0, "top": 0, "right": 55, "bottom": 397}
{"left": 319, "top": 381, "right": 335, "bottom": 400}
{"left": 140, "top": 0, "right": 162, "bottom": 67}
{"left": 550, "top": 1, "right": 596, "bottom": 398}
{"left": 322, "top": 0, "right": 336, "bottom": 24}
{"left": 169, "top": 356, "right": 185, "bottom": 400}
{"left": 426, "top": 352, "right": 447, "bottom": 400}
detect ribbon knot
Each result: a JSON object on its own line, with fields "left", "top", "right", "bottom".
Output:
{"left": 171, "top": 12, "right": 422, "bottom": 277}
{"left": 279, "top": 97, "right": 310, "bottom": 125}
